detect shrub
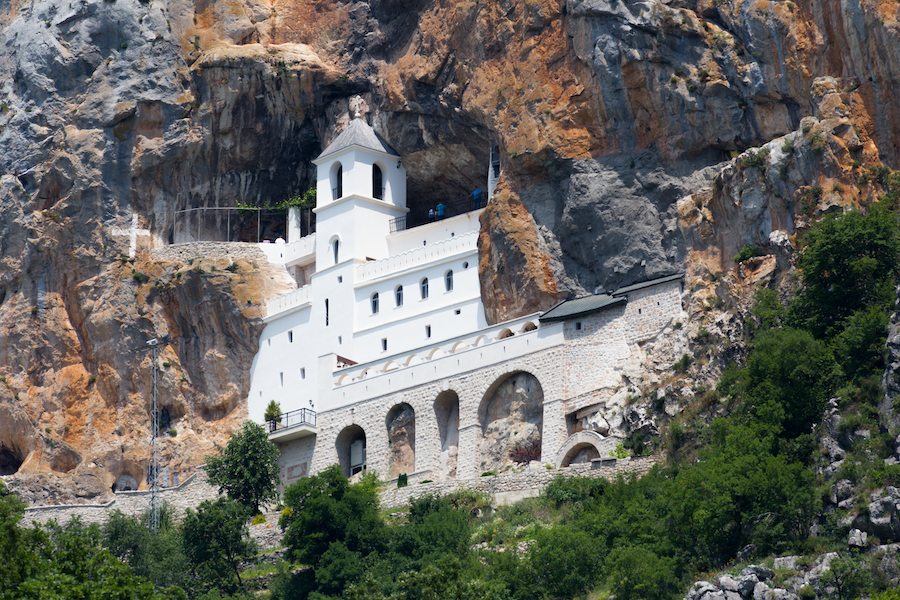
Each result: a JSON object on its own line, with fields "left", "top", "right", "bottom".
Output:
{"left": 832, "top": 182, "right": 845, "bottom": 193}
{"left": 734, "top": 244, "right": 760, "bottom": 263}
{"left": 397, "top": 473, "right": 408, "bottom": 488}
{"left": 168, "top": 428, "right": 177, "bottom": 437}
{"left": 250, "top": 514, "right": 266, "bottom": 526}
{"left": 782, "top": 137, "right": 795, "bottom": 153}
{"left": 481, "top": 471, "right": 496, "bottom": 477}
{"left": 672, "top": 354, "right": 692, "bottom": 373}
{"left": 509, "top": 439, "right": 541, "bottom": 464}
{"left": 162, "top": 361, "right": 171, "bottom": 368}
{"left": 120, "top": 42, "right": 127, "bottom": 49}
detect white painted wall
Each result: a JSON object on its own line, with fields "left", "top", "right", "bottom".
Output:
{"left": 314, "top": 148, "right": 406, "bottom": 209}
{"left": 387, "top": 211, "right": 483, "bottom": 255}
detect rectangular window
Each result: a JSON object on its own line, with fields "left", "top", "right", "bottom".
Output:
{"left": 325, "top": 299, "right": 329, "bottom": 326}
{"left": 381, "top": 338, "right": 387, "bottom": 352}
{"left": 280, "top": 372, "right": 284, "bottom": 387}
{"left": 425, "top": 325, "right": 431, "bottom": 338}
{"left": 575, "top": 322, "right": 582, "bottom": 331}
{"left": 338, "top": 336, "right": 342, "bottom": 344}
{"left": 288, "top": 331, "right": 293, "bottom": 343}
{"left": 338, "top": 276, "right": 343, "bottom": 283}
{"left": 301, "top": 368, "right": 306, "bottom": 379}
{"left": 267, "top": 339, "right": 271, "bottom": 347}
{"left": 455, "top": 309, "right": 461, "bottom": 315}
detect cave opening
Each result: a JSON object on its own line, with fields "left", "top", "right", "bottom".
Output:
{"left": 0, "top": 443, "right": 25, "bottom": 475}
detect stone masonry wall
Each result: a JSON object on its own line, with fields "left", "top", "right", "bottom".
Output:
{"left": 310, "top": 347, "right": 567, "bottom": 482}
{"left": 150, "top": 242, "right": 266, "bottom": 263}
{"left": 22, "top": 467, "right": 220, "bottom": 527}
{"left": 378, "top": 455, "right": 660, "bottom": 508}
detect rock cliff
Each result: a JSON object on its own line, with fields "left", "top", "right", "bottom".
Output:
{"left": 2, "top": 0, "right": 900, "bottom": 501}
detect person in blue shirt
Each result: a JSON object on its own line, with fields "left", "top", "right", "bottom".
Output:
{"left": 436, "top": 203, "right": 446, "bottom": 218}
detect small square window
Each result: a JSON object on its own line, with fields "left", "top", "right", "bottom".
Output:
{"left": 425, "top": 325, "right": 431, "bottom": 338}
{"left": 575, "top": 322, "right": 582, "bottom": 331}
{"left": 381, "top": 338, "right": 388, "bottom": 351}
{"left": 455, "top": 309, "right": 461, "bottom": 315}
{"left": 301, "top": 368, "right": 306, "bottom": 379}
{"left": 288, "top": 331, "right": 293, "bottom": 343}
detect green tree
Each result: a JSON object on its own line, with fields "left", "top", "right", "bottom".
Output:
{"left": 719, "top": 327, "right": 841, "bottom": 439}
{"left": 264, "top": 400, "right": 282, "bottom": 423}
{"left": 280, "top": 465, "right": 387, "bottom": 569}
{"left": 792, "top": 201, "right": 900, "bottom": 336}
{"left": 605, "top": 546, "right": 680, "bottom": 600}
{"left": 182, "top": 497, "right": 254, "bottom": 595}
{"left": 206, "top": 420, "right": 280, "bottom": 515}
{"left": 103, "top": 506, "right": 189, "bottom": 590}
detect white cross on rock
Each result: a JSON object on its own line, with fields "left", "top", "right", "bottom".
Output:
{"left": 111, "top": 213, "right": 151, "bottom": 258}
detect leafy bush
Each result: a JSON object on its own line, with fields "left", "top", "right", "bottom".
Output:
{"left": 397, "top": 473, "right": 408, "bottom": 488}
{"left": 734, "top": 244, "right": 760, "bottom": 263}
{"left": 672, "top": 353, "right": 692, "bottom": 373}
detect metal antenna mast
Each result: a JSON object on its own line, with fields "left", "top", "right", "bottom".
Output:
{"left": 145, "top": 334, "right": 169, "bottom": 533}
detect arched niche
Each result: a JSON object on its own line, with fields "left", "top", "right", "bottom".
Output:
{"left": 497, "top": 328, "right": 514, "bottom": 340}
{"left": 477, "top": 371, "right": 544, "bottom": 474}
{"left": 335, "top": 424, "right": 367, "bottom": 477}
{"left": 386, "top": 403, "right": 415, "bottom": 479}
{"left": 520, "top": 321, "right": 538, "bottom": 333}
{"left": 434, "top": 391, "right": 460, "bottom": 480}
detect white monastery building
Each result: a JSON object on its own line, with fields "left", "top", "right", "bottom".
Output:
{"left": 247, "top": 115, "right": 685, "bottom": 488}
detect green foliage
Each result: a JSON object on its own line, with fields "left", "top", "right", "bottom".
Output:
{"left": 738, "top": 147, "right": 770, "bottom": 170}
{"left": 0, "top": 493, "right": 185, "bottom": 600}
{"left": 103, "top": 506, "right": 189, "bottom": 590}
{"left": 672, "top": 353, "right": 692, "bottom": 373}
{"left": 750, "top": 287, "right": 786, "bottom": 334}
{"left": 280, "top": 464, "right": 387, "bottom": 570}
{"left": 734, "top": 244, "right": 760, "bottom": 263}
{"left": 250, "top": 513, "right": 266, "bottom": 525}
{"left": 605, "top": 546, "right": 680, "bottom": 600}
{"left": 791, "top": 201, "right": 900, "bottom": 336}
{"left": 206, "top": 420, "right": 280, "bottom": 514}
{"left": 397, "top": 473, "right": 408, "bottom": 488}
{"left": 264, "top": 400, "right": 282, "bottom": 423}
{"left": 830, "top": 306, "right": 889, "bottom": 380}
{"left": 275, "top": 188, "right": 316, "bottom": 210}
{"left": 543, "top": 475, "right": 608, "bottom": 507}
{"left": 820, "top": 553, "right": 871, "bottom": 600}
{"left": 182, "top": 497, "right": 254, "bottom": 595}
{"left": 719, "top": 327, "right": 840, "bottom": 439}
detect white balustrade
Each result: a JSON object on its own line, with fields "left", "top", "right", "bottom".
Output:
{"left": 356, "top": 231, "right": 478, "bottom": 282}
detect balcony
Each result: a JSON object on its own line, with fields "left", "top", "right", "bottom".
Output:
{"left": 267, "top": 408, "right": 317, "bottom": 444}
{"left": 388, "top": 190, "right": 485, "bottom": 233}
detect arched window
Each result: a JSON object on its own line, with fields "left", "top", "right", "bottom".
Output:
{"left": 445, "top": 270, "right": 453, "bottom": 292}
{"left": 333, "top": 239, "right": 340, "bottom": 264}
{"left": 373, "top": 164, "right": 383, "bottom": 200}
{"left": 420, "top": 278, "right": 429, "bottom": 299}
{"left": 371, "top": 292, "right": 379, "bottom": 314}
{"left": 395, "top": 285, "right": 403, "bottom": 307}
{"left": 332, "top": 163, "right": 343, "bottom": 200}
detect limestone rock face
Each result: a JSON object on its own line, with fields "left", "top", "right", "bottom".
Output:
{"left": 479, "top": 373, "right": 543, "bottom": 474}
{"left": 3, "top": 0, "right": 900, "bottom": 501}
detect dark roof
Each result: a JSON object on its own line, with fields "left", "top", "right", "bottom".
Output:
{"left": 316, "top": 117, "right": 399, "bottom": 160}
{"left": 538, "top": 294, "right": 626, "bottom": 322}
{"left": 612, "top": 273, "right": 684, "bottom": 296}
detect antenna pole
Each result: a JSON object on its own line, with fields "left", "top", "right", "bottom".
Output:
{"left": 149, "top": 342, "right": 160, "bottom": 533}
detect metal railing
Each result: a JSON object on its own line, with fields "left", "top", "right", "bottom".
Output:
{"left": 389, "top": 192, "right": 486, "bottom": 234}
{"left": 268, "top": 408, "right": 317, "bottom": 433}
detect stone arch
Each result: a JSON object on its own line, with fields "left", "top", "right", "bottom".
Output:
{"left": 382, "top": 361, "right": 398, "bottom": 373}
{"left": 497, "top": 328, "right": 514, "bottom": 340}
{"left": 358, "top": 367, "right": 371, "bottom": 380}
{"left": 336, "top": 373, "right": 351, "bottom": 386}
{"left": 555, "top": 431, "right": 615, "bottom": 467}
{"left": 520, "top": 321, "right": 538, "bottom": 333}
{"left": 335, "top": 424, "right": 367, "bottom": 477}
{"left": 434, "top": 390, "right": 460, "bottom": 480}
{"left": 477, "top": 371, "right": 544, "bottom": 474}
{"left": 474, "top": 335, "right": 490, "bottom": 347}
{"left": 404, "top": 354, "right": 418, "bottom": 366}
{"left": 426, "top": 347, "right": 443, "bottom": 360}
{"left": 386, "top": 403, "right": 415, "bottom": 478}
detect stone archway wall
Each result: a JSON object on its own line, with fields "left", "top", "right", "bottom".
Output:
{"left": 555, "top": 431, "right": 620, "bottom": 467}
{"left": 477, "top": 372, "right": 544, "bottom": 474}
{"left": 310, "top": 348, "right": 566, "bottom": 481}
{"left": 386, "top": 403, "right": 415, "bottom": 479}
{"left": 335, "top": 424, "right": 366, "bottom": 478}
